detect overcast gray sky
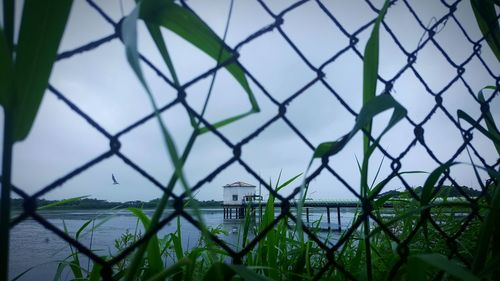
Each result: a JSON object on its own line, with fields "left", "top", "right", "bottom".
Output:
{"left": 1, "top": 0, "right": 498, "bottom": 202}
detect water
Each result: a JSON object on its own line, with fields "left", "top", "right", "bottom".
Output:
{"left": 9, "top": 208, "right": 355, "bottom": 281}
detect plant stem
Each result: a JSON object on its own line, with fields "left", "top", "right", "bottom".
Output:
{"left": 0, "top": 109, "right": 14, "bottom": 281}
{"left": 361, "top": 153, "right": 373, "bottom": 281}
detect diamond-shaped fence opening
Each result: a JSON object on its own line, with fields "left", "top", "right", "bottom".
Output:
{"left": 2, "top": 0, "right": 499, "bottom": 280}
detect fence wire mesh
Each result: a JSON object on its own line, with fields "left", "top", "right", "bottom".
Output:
{"left": 5, "top": 0, "right": 499, "bottom": 280}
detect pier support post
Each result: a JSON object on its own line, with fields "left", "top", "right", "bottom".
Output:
{"left": 229, "top": 208, "right": 232, "bottom": 219}
{"left": 337, "top": 206, "right": 341, "bottom": 231}
{"left": 306, "top": 208, "right": 310, "bottom": 223}
{"left": 327, "top": 207, "right": 331, "bottom": 224}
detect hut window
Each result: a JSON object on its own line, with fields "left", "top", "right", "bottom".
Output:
{"left": 232, "top": 195, "right": 238, "bottom": 201}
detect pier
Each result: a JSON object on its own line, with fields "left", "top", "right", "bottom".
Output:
{"left": 222, "top": 200, "right": 393, "bottom": 231}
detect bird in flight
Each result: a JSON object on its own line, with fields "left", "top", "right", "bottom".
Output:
{"left": 112, "top": 174, "right": 119, "bottom": 185}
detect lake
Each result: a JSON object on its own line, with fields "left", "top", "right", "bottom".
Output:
{"left": 9, "top": 208, "right": 356, "bottom": 281}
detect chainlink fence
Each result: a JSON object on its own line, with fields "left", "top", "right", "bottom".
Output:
{"left": 6, "top": 0, "right": 499, "bottom": 280}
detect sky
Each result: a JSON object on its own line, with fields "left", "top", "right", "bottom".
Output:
{"left": 1, "top": 0, "right": 498, "bottom": 202}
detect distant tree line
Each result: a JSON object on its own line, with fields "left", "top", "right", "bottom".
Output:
{"left": 11, "top": 185, "right": 482, "bottom": 210}
{"left": 11, "top": 198, "right": 223, "bottom": 210}
{"left": 378, "top": 185, "right": 483, "bottom": 198}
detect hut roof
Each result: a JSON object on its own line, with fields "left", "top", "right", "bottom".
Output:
{"left": 223, "top": 181, "right": 256, "bottom": 188}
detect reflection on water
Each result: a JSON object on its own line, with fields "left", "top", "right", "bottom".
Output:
{"left": 9, "top": 208, "right": 355, "bottom": 281}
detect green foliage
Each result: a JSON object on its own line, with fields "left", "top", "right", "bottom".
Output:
{"left": 0, "top": 2, "right": 73, "bottom": 280}
{"left": 0, "top": 0, "right": 73, "bottom": 141}
{"left": 470, "top": 0, "right": 500, "bottom": 60}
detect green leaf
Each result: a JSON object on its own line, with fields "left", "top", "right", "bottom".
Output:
{"left": 404, "top": 256, "right": 428, "bottom": 281}
{"left": 416, "top": 254, "right": 479, "bottom": 281}
{"left": 480, "top": 253, "right": 500, "bottom": 277}
{"left": 172, "top": 217, "right": 184, "bottom": 261}
{"left": 75, "top": 219, "right": 93, "bottom": 241}
{"left": 11, "top": 0, "right": 73, "bottom": 141}
{"left": 420, "top": 162, "right": 455, "bottom": 205}
{"left": 458, "top": 110, "right": 500, "bottom": 148}
{"left": 478, "top": 86, "right": 500, "bottom": 154}
{"left": 88, "top": 260, "right": 103, "bottom": 281}
{"left": 470, "top": 0, "right": 500, "bottom": 61}
{"left": 10, "top": 265, "right": 35, "bottom": 281}
{"left": 122, "top": 0, "right": 190, "bottom": 194}
{"left": 313, "top": 94, "right": 407, "bottom": 158}
{"left": 68, "top": 253, "right": 83, "bottom": 280}
{"left": 37, "top": 195, "right": 89, "bottom": 210}
{"left": 127, "top": 208, "right": 164, "bottom": 274}
{"left": 362, "top": 0, "right": 391, "bottom": 152}
{"left": 228, "top": 265, "right": 273, "bottom": 281}
{"left": 473, "top": 173, "right": 500, "bottom": 273}
{"left": 202, "top": 263, "right": 235, "bottom": 281}
{"left": 0, "top": 27, "right": 14, "bottom": 109}
{"left": 52, "top": 262, "right": 66, "bottom": 281}
{"left": 276, "top": 173, "right": 302, "bottom": 192}
{"left": 138, "top": 0, "right": 260, "bottom": 134}
{"left": 369, "top": 171, "right": 425, "bottom": 199}
{"left": 146, "top": 258, "right": 191, "bottom": 281}
{"left": 145, "top": 24, "right": 180, "bottom": 86}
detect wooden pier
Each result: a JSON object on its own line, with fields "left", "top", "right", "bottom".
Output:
{"left": 222, "top": 200, "right": 392, "bottom": 231}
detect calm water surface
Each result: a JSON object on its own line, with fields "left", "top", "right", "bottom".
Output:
{"left": 9, "top": 208, "right": 355, "bottom": 281}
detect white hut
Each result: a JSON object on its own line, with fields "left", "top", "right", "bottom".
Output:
{"left": 223, "top": 181, "right": 256, "bottom": 206}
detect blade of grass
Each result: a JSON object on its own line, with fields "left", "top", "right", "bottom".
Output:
{"left": 313, "top": 94, "right": 406, "bottom": 159}
{"left": 122, "top": 7, "right": 192, "bottom": 278}
{"left": 362, "top": 0, "right": 391, "bottom": 153}
{"left": 37, "top": 196, "right": 89, "bottom": 210}
{"left": 202, "top": 262, "right": 235, "bottom": 281}
{"left": 128, "top": 208, "right": 164, "bottom": 275}
{"left": 420, "top": 162, "right": 455, "bottom": 205}
{"left": 12, "top": 0, "right": 73, "bottom": 141}
{"left": 458, "top": 110, "right": 500, "bottom": 149}
{"left": 0, "top": 27, "right": 14, "bottom": 108}
{"left": 139, "top": 0, "right": 259, "bottom": 134}
{"left": 2, "top": 0, "right": 14, "bottom": 53}
{"left": 146, "top": 258, "right": 191, "bottom": 281}
{"left": 470, "top": 0, "right": 500, "bottom": 60}
{"left": 472, "top": 171, "right": 500, "bottom": 273}
{"left": 88, "top": 260, "right": 103, "bottom": 281}
{"left": 416, "top": 253, "right": 479, "bottom": 281}
{"left": 228, "top": 265, "right": 273, "bottom": 281}
{"left": 478, "top": 86, "right": 500, "bottom": 153}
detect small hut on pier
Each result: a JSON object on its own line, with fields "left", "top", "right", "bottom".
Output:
{"left": 222, "top": 181, "right": 259, "bottom": 219}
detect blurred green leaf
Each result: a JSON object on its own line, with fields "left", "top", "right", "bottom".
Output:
{"left": 38, "top": 195, "right": 89, "bottom": 210}
{"left": 473, "top": 173, "right": 500, "bottom": 273}
{"left": 0, "top": 27, "right": 14, "bottom": 109}
{"left": 228, "top": 265, "right": 273, "bottom": 281}
{"left": 470, "top": 0, "right": 500, "bottom": 61}
{"left": 11, "top": 0, "right": 73, "bottom": 141}
{"left": 75, "top": 219, "right": 92, "bottom": 241}
{"left": 404, "top": 256, "right": 428, "bottom": 281}
{"left": 478, "top": 86, "right": 500, "bottom": 153}
{"left": 138, "top": 0, "right": 259, "bottom": 134}
{"left": 416, "top": 254, "right": 479, "bottom": 281}
{"left": 146, "top": 258, "right": 191, "bottom": 281}
{"left": 202, "top": 263, "right": 235, "bottom": 281}
{"left": 128, "top": 208, "right": 164, "bottom": 274}
{"left": 88, "top": 259, "right": 103, "bottom": 281}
